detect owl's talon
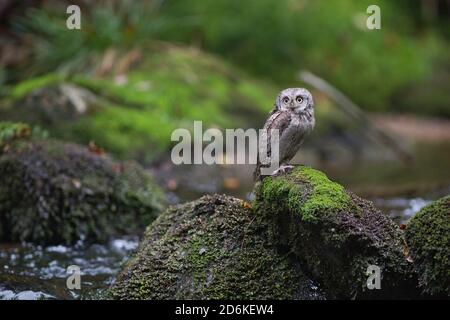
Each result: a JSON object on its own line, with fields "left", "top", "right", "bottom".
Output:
{"left": 272, "top": 165, "right": 294, "bottom": 176}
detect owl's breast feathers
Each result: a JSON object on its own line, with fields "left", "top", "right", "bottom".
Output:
{"left": 254, "top": 109, "right": 314, "bottom": 181}
{"left": 279, "top": 110, "right": 313, "bottom": 162}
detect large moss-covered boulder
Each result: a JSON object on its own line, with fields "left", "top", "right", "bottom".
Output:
{"left": 405, "top": 196, "right": 449, "bottom": 297}
{"left": 1, "top": 45, "right": 276, "bottom": 163}
{"left": 110, "top": 194, "right": 325, "bottom": 300}
{"left": 110, "top": 166, "right": 422, "bottom": 299}
{"left": 0, "top": 122, "right": 165, "bottom": 245}
{"left": 254, "top": 166, "right": 417, "bottom": 299}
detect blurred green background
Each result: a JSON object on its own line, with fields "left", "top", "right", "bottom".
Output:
{"left": 0, "top": 0, "right": 449, "bottom": 184}
{"left": 1, "top": 0, "right": 449, "bottom": 116}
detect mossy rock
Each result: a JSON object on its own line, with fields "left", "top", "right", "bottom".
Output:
{"left": 254, "top": 166, "right": 418, "bottom": 299}
{"left": 2, "top": 45, "right": 277, "bottom": 163}
{"left": 0, "top": 123, "right": 165, "bottom": 245}
{"left": 109, "top": 194, "right": 325, "bottom": 299}
{"left": 110, "top": 167, "right": 424, "bottom": 299}
{"left": 405, "top": 196, "right": 450, "bottom": 297}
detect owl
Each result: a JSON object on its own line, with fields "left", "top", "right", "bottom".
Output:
{"left": 253, "top": 88, "right": 315, "bottom": 181}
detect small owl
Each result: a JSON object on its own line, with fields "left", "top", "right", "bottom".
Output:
{"left": 254, "top": 88, "right": 315, "bottom": 181}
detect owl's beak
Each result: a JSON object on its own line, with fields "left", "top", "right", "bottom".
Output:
{"left": 290, "top": 106, "right": 300, "bottom": 114}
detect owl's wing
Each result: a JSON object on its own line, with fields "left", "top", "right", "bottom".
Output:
{"left": 266, "top": 110, "right": 291, "bottom": 135}
{"left": 254, "top": 110, "right": 291, "bottom": 181}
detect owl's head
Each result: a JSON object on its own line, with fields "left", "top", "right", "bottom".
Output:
{"left": 275, "top": 88, "right": 314, "bottom": 114}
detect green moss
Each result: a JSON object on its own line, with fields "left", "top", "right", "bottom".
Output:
{"left": 185, "top": 235, "right": 219, "bottom": 285}
{"left": 110, "top": 194, "right": 324, "bottom": 299}
{"left": 254, "top": 166, "right": 416, "bottom": 298}
{"left": 293, "top": 167, "right": 354, "bottom": 221}
{"left": 201, "top": 246, "right": 303, "bottom": 300}
{"left": 405, "top": 196, "right": 450, "bottom": 297}
{"left": 3, "top": 45, "right": 277, "bottom": 163}
{"left": 10, "top": 73, "right": 65, "bottom": 100}
{"left": 258, "top": 166, "right": 353, "bottom": 222}
{"left": 70, "top": 104, "right": 175, "bottom": 162}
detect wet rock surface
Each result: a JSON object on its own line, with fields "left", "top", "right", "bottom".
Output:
{"left": 110, "top": 194, "right": 325, "bottom": 299}
{"left": 0, "top": 123, "right": 165, "bottom": 245}
{"left": 255, "top": 166, "right": 418, "bottom": 299}
{"left": 1, "top": 123, "right": 445, "bottom": 299}
{"left": 110, "top": 166, "right": 441, "bottom": 299}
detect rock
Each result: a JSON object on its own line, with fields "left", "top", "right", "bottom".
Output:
{"left": 254, "top": 166, "right": 418, "bottom": 299}
{"left": 6, "top": 83, "right": 97, "bottom": 125}
{"left": 0, "top": 122, "right": 165, "bottom": 245}
{"left": 405, "top": 196, "right": 449, "bottom": 297}
{"left": 109, "top": 194, "right": 325, "bottom": 300}
{"left": 110, "top": 166, "right": 427, "bottom": 299}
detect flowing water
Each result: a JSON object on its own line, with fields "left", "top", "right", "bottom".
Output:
{"left": 0, "top": 237, "right": 138, "bottom": 300}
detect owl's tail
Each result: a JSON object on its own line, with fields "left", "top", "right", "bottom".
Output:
{"left": 253, "top": 163, "right": 268, "bottom": 182}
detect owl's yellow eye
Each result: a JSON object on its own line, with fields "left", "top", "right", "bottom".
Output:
{"left": 296, "top": 96, "right": 303, "bottom": 103}
{"left": 282, "top": 97, "right": 289, "bottom": 104}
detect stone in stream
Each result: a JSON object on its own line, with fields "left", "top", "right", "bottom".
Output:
{"left": 0, "top": 122, "right": 165, "bottom": 245}
{"left": 110, "top": 193, "right": 325, "bottom": 299}
{"left": 110, "top": 166, "right": 422, "bottom": 299}
{"left": 405, "top": 195, "right": 450, "bottom": 297}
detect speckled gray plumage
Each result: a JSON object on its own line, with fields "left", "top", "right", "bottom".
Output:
{"left": 254, "top": 88, "right": 315, "bottom": 181}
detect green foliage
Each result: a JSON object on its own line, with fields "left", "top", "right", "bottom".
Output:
{"left": 5, "top": 46, "right": 276, "bottom": 162}
{"left": 8, "top": 0, "right": 449, "bottom": 116}
{"left": 10, "top": 74, "right": 65, "bottom": 100}
{"left": 392, "top": 38, "right": 450, "bottom": 118}
{"left": 13, "top": 0, "right": 181, "bottom": 75}
{"left": 159, "top": 0, "right": 441, "bottom": 112}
